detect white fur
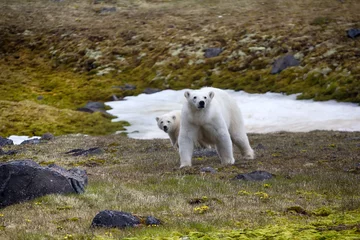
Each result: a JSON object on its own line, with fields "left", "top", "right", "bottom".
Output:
{"left": 178, "top": 87, "right": 254, "bottom": 167}
{"left": 156, "top": 110, "right": 181, "bottom": 148}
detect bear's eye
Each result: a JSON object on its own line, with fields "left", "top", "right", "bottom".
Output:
{"left": 167, "top": 121, "right": 170, "bottom": 123}
{"left": 193, "top": 96, "right": 197, "bottom": 100}
{"left": 161, "top": 121, "right": 163, "bottom": 124}
{"left": 204, "top": 96, "right": 207, "bottom": 99}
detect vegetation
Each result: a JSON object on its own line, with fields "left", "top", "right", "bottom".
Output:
{"left": 1, "top": 131, "right": 360, "bottom": 239}
{"left": 0, "top": 0, "right": 359, "bottom": 239}
{"left": 1, "top": 0, "right": 360, "bottom": 135}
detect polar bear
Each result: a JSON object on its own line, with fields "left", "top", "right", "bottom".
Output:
{"left": 178, "top": 87, "right": 254, "bottom": 168}
{"left": 156, "top": 110, "right": 181, "bottom": 148}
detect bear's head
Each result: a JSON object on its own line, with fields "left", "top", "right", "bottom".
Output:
{"left": 184, "top": 90, "right": 215, "bottom": 110}
{"left": 156, "top": 114, "right": 178, "bottom": 133}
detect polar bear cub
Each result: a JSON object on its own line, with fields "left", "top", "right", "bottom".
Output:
{"left": 178, "top": 87, "right": 254, "bottom": 168}
{"left": 156, "top": 110, "right": 181, "bottom": 148}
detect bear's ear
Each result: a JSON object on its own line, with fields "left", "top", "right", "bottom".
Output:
{"left": 172, "top": 115, "right": 176, "bottom": 120}
{"left": 156, "top": 117, "right": 160, "bottom": 122}
{"left": 209, "top": 91, "right": 215, "bottom": 99}
{"left": 184, "top": 91, "right": 190, "bottom": 98}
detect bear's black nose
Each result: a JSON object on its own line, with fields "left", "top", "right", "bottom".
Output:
{"left": 163, "top": 126, "right": 168, "bottom": 132}
{"left": 199, "top": 101, "right": 205, "bottom": 108}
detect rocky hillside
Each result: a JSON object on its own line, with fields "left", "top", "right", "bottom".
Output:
{"left": 0, "top": 0, "right": 360, "bottom": 136}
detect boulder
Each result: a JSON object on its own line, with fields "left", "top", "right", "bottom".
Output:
{"left": 91, "top": 210, "right": 140, "bottom": 228}
{"left": 233, "top": 170, "right": 273, "bottom": 181}
{"left": 270, "top": 54, "right": 300, "bottom": 74}
{"left": 0, "top": 137, "right": 13, "bottom": 147}
{"left": 0, "top": 160, "right": 87, "bottom": 208}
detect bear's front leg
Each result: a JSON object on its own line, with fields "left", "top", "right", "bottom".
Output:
{"left": 178, "top": 125, "right": 197, "bottom": 168}
{"left": 215, "top": 131, "right": 235, "bottom": 165}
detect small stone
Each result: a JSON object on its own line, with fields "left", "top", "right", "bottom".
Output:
{"left": 145, "top": 216, "right": 161, "bottom": 226}
{"left": 65, "top": 147, "right": 102, "bottom": 156}
{"left": 347, "top": 29, "right": 360, "bottom": 39}
{"left": 271, "top": 54, "right": 300, "bottom": 74}
{"left": 143, "top": 88, "right": 161, "bottom": 94}
{"left": 204, "top": 48, "right": 223, "bottom": 58}
{"left": 20, "top": 138, "right": 41, "bottom": 145}
{"left": 200, "top": 167, "right": 217, "bottom": 174}
{"left": 254, "top": 143, "right": 266, "bottom": 150}
{"left": 41, "top": 133, "right": 55, "bottom": 141}
{"left": 233, "top": 170, "right": 273, "bottom": 181}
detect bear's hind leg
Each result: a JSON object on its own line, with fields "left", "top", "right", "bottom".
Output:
{"left": 231, "top": 132, "right": 254, "bottom": 160}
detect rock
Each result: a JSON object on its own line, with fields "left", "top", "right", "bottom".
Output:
{"left": 41, "top": 133, "right": 55, "bottom": 141}
{"left": 233, "top": 170, "right": 273, "bottom": 181}
{"left": 145, "top": 216, "right": 161, "bottom": 226}
{"left": 114, "top": 84, "right": 137, "bottom": 91}
{"left": 143, "top": 88, "right": 161, "bottom": 94}
{"left": 91, "top": 210, "right": 140, "bottom": 229}
{"left": 200, "top": 167, "right": 217, "bottom": 174}
{"left": 270, "top": 54, "right": 300, "bottom": 74}
{"left": 204, "top": 48, "right": 223, "bottom": 58}
{"left": 193, "top": 148, "right": 218, "bottom": 158}
{"left": 0, "top": 137, "right": 13, "bottom": 147}
{"left": 0, "top": 160, "right": 87, "bottom": 208}
{"left": 77, "top": 101, "right": 106, "bottom": 113}
{"left": 65, "top": 147, "right": 102, "bottom": 156}
{"left": 254, "top": 143, "right": 266, "bottom": 150}
{"left": 77, "top": 102, "right": 114, "bottom": 117}
{"left": 0, "top": 149, "right": 17, "bottom": 156}
{"left": 20, "top": 138, "right": 41, "bottom": 145}
{"left": 100, "top": 7, "right": 117, "bottom": 14}
{"left": 347, "top": 29, "right": 360, "bottom": 39}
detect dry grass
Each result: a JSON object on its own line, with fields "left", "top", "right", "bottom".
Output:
{"left": 0, "top": 131, "right": 359, "bottom": 239}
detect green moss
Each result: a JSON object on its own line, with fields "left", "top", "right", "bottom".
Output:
{"left": 0, "top": 100, "right": 128, "bottom": 136}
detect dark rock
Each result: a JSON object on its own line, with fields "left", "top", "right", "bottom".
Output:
{"left": 37, "top": 96, "right": 44, "bottom": 100}
{"left": 193, "top": 148, "right": 218, "bottom": 158}
{"left": 200, "top": 167, "right": 217, "bottom": 174}
{"left": 145, "top": 216, "right": 161, "bottom": 226}
{"left": 345, "top": 137, "right": 360, "bottom": 141}
{"left": 204, "top": 48, "right": 223, "bottom": 58}
{"left": 271, "top": 54, "right": 300, "bottom": 74}
{"left": 65, "top": 147, "right": 102, "bottom": 156}
{"left": 0, "top": 137, "right": 13, "bottom": 147}
{"left": 0, "top": 160, "right": 87, "bottom": 208}
{"left": 41, "top": 133, "right": 55, "bottom": 141}
{"left": 111, "top": 94, "right": 120, "bottom": 101}
{"left": 233, "top": 170, "right": 273, "bottom": 181}
{"left": 285, "top": 206, "right": 310, "bottom": 215}
{"left": 77, "top": 102, "right": 114, "bottom": 117}
{"left": 0, "top": 149, "right": 17, "bottom": 156}
{"left": 91, "top": 210, "right": 140, "bottom": 229}
{"left": 254, "top": 143, "right": 266, "bottom": 150}
{"left": 113, "top": 84, "right": 137, "bottom": 91}
{"left": 85, "top": 101, "right": 106, "bottom": 110}
{"left": 100, "top": 7, "right": 117, "bottom": 14}
{"left": 347, "top": 29, "right": 360, "bottom": 39}
{"left": 20, "top": 138, "right": 41, "bottom": 145}
{"left": 143, "top": 88, "right": 161, "bottom": 94}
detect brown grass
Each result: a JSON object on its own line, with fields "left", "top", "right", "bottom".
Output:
{"left": 0, "top": 131, "right": 359, "bottom": 239}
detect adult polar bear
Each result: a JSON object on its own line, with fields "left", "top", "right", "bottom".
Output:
{"left": 178, "top": 87, "right": 254, "bottom": 168}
